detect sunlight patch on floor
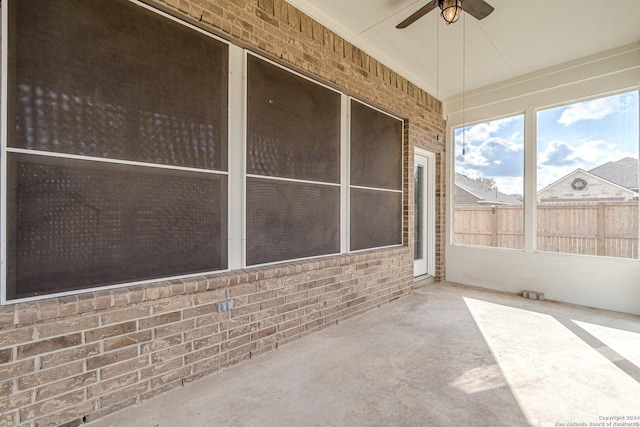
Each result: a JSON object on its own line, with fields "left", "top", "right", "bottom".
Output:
{"left": 450, "top": 364, "right": 507, "bottom": 394}
{"left": 572, "top": 320, "right": 640, "bottom": 369}
{"left": 463, "top": 297, "right": 640, "bottom": 427}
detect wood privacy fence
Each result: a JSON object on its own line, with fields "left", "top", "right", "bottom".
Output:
{"left": 454, "top": 202, "right": 639, "bottom": 259}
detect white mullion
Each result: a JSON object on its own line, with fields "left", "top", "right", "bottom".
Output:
{"left": 524, "top": 105, "right": 536, "bottom": 254}
{"left": 349, "top": 184, "right": 403, "bottom": 194}
{"left": 340, "top": 94, "right": 349, "bottom": 253}
{"left": 349, "top": 243, "right": 403, "bottom": 254}
{"left": 6, "top": 148, "right": 228, "bottom": 176}
{"left": 246, "top": 173, "right": 341, "bottom": 188}
{"left": 228, "top": 44, "right": 244, "bottom": 271}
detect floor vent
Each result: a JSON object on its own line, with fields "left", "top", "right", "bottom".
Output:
{"left": 522, "top": 290, "right": 545, "bottom": 301}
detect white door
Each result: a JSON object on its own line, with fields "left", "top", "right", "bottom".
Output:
{"left": 414, "top": 149, "right": 435, "bottom": 277}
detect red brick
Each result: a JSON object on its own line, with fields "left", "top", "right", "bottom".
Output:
{"left": 192, "top": 333, "right": 223, "bottom": 351}
{"left": 17, "top": 334, "right": 82, "bottom": 359}
{"left": 87, "top": 372, "right": 139, "bottom": 398}
{"left": 139, "top": 311, "right": 181, "bottom": 330}
{"left": 99, "top": 382, "right": 148, "bottom": 409}
{"left": 37, "top": 299, "right": 60, "bottom": 321}
{"left": 40, "top": 343, "right": 101, "bottom": 369}
{"left": 150, "top": 343, "right": 191, "bottom": 364}
{"left": 38, "top": 315, "right": 99, "bottom": 339}
{"left": 149, "top": 366, "right": 190, "bottom": 389}
{"left": 0, "top": 390, "right": 32, "bottom": 413}
{"left": 0, "top": 307, "right": 15, "bottom": 327}
{"left": 104, "top": 330, "right": 153, "bottom": 352}
{"left": 15, "top": 302, "right": 39, "bottom": 325}
{"left": 36, "top": 372, "right": 97, "bottom": 401}
{"left": 20, "top": 389, "right": 85, "bottom": 421}
{"left": 34, "top": 399, "right": 96, "bottom": 427}
{"left": 86, "top": 347, "right": 138, "bottom": 371}
{"left": 151, "top": 297, "right": 193, "bottom": 314}
{"left": 155, "top": 319, "right": 195, "bottom": 338}
{"left": 183, "top": 324, "right": 219, "bottom": 342}
{"left": 100, "top": 306, "right": 150, "bottom": 325}
{"left": 184, "top": 345, "right": 221, "bottom": 366}
{"left": 100, "top": 355, "right": 149, "bottom": 381}
{"left": 260, "top": 297, "right": 285, "bottom": 310}
{"left": 140, "top": 357, "right": 183, "bottom": 381}
{"left": 85, "top": 321, "right": 136, "bottom": 342}
{"left": 140, "top": 335, "right": 182, "bottom": 354}
{"left": 18, "top": 362, "right": 83, "bottom": 390}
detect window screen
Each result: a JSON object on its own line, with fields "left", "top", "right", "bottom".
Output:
{"left": 245, "top": 55, "right": 341, "bottom": 265}
{"left": 5, "top": 0, "right": 230, "bottom": 299}
{"left": 453, "top": 115, "right": 524, "bottom": 249}
{"left": 536, "top": 91, "right": 639, "bottom": 259}
{"left": 246, "top": 55, "right": 340, "bottom": 183}
{"left": 350, "top": 100, "right": 403, "bottom": 191}
{"left": 350, "top": 100, "right": 403, "bottom": 251}
{"left": 8, "top": 0, "right": 228, "bottom": 171}
{"left": 246, "top": 178, "right": 340, "bottom": 265}
{"left": 7, "top": 154, "right": 227, "bottom": 299}
{"left": 350, "top": 188, "right": 403, "bottom": 251}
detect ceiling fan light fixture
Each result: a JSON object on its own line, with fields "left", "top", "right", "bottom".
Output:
{"left": 440, "top": 0, "right": 462, "bottom": 24}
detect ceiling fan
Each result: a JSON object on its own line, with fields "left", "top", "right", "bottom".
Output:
{"left": 396, "top": 0, "right": 494, "bottom": 28}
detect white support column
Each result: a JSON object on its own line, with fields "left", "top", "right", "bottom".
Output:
{"left": 523, "top": 105, "right": 536, "bottom": 254}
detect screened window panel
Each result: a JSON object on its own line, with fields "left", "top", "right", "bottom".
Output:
{"left": 536, "top": 91, "right": 639, "bottom": 259}
{"left": 350, "top": 100, "right": 403, "bottom": 191}
{"left": 6, "top": 154, "right": 228, "bottom": 299}
{"left": 246, "top": 178, "right": 340, "bottom": 265}
{"left": 8, "top": 0, "right": 228, "bottom": 171}
{"left": 246, "top": 55, "right": 340, "bottom": 183}
{"left": 350, "top": 188, "right": 402, "bottom": 251}
{"left": 453, "top": 115, "right": 524, "bottom": 249}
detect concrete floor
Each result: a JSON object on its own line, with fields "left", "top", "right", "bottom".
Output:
{"left": 89, "top": 282, "right": 640, "bottom": 427}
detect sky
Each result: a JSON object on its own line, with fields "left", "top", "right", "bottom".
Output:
{"left": 454, "top": 90, "right": 639, "bottom": 195}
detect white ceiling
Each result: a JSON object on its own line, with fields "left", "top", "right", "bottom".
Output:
{"left": 285, "top": 0, "right": 640, "bottom": 101}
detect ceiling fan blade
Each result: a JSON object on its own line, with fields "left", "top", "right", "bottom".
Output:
{"left": 461, "top": 0, "right": 494, "bottom": 20}
{"left": 396, "top": 1, "right": 438, "bottom": 29}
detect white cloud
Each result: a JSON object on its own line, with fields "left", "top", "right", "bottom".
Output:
{"left": 536, "top": 138, "right": 637, "bottom": 189}
{"left": 456, "top": 116, "right": 520, "bottom": 145}
{"left": 557, "top": 94, "right": 633, "bottom": 126}
{"left": 455, "top": 116, "right": 525, "bottom": 195}
{"left": 493, "top": 176, "right": 524, "bottom": 195}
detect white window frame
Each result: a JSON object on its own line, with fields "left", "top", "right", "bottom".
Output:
{"left": 450, "top": 112, "right": 526, "bottom": 251}
{"left": 241, "top": 51, "right": 344, "bottom": 268}
{"left": 0, "top": 0, "right": 234, "bottom": 304}
{"left": 347, "top": 97, "right": 405, "bottom": 253}
{"left": 0, "top": 1, "right": 408, "bottom": 304}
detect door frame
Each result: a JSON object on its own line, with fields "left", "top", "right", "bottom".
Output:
{"left": 414, "top": 148, "right": 436, "bottom": 277}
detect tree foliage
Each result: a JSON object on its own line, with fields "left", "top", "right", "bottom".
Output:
{"left": 475, "top": 176, "right": 496, "bottom": 189}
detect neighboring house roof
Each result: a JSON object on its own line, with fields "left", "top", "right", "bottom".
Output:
{"left": 455, "top": 173, "right": 523, "bottom": 205}
{"left": 588, "top": 157, "right": 639, "bottom": 191}
{"left": 537, "top": 168, "right": 637, "bottom": 202}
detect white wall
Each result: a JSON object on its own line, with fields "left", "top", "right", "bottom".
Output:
{"left": 443, "top": 42, "right": 640, "bottom": 315}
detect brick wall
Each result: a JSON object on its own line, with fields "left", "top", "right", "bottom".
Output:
{"left": 0, "top": 251, "right": 412, "bottom": 426}
{"left": 0, "top": 0, "right": 446, "bottom": 426}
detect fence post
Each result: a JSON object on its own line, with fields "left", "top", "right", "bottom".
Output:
{"left": 597, "top": 202, "right": 606, "bottom": 256}
{"left": 491, "top": 205, "right": 498, "bottom": 246}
